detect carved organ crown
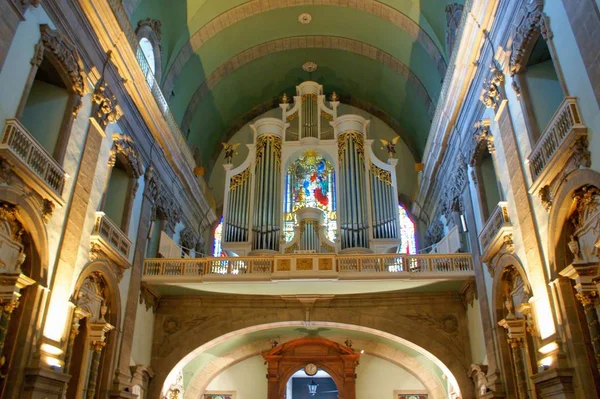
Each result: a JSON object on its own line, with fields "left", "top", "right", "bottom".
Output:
{"left": 221, "top": 81, "right": 402, "bottom": 255}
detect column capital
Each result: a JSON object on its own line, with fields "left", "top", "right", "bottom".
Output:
{"left": 498, "top": 317, "right": 527, "bottom": 339}
{"left": 575, "top": 291, "right": 598, "bottom": 307}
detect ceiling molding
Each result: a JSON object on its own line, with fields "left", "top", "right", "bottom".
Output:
{"left": 181, "top": 35, "right": 435, "bottom": 139}
{"left": 161, "top": 0, "right": 447, "bottom": 96}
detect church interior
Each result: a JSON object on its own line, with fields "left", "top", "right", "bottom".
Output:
{"left": 0, "top": 0, "right": 599, "bottom": 398}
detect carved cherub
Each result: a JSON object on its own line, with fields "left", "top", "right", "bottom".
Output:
{"left": 221, "top": 142, "right": 240, "bottom": 164}
{"left": 380, "top": 135, "right": 400, "bottom": 158}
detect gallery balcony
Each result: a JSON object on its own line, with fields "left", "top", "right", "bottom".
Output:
{"left": 478, "top": 202, "right": 512, "bottom": 263}
{"left": 142, "top": 252, "right": 474, "bottom": 296}
{"left": 527, "top": 97, "right": 587, "bottom": 193}
{"left": 0, "top": 119, "right": 66, "bottom": 205}
{"left": 90, "top": 212, "right": 132, "bottom": 273}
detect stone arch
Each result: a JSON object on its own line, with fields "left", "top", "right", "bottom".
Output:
{"left": 508, "top": 0, "right": 546, "bottom": 75}
{"left": 547, "top": 168, "right": 600, "bottom": 278}
{"left": 0, "top": 185, "right": 49, "bottom": 281}
{"left": 0, "top": 186, "right": 49, "bottom": 397}
{"left": 184, "top": 336, "right": 446, "bottom": 399}
{"left": 490, "top": 252, "right": 535, "bottom": 398}
{"left": 151, "top": 317, "right": 473, "bottom": 398}
{"left": 180, "top": 35, "right": 435, "bottom": 135}
{"left": 162, "top": 0, "right": 446, "bottom": 97}
{"left": 69, "top": 260, "right": 123, "bottom": 397}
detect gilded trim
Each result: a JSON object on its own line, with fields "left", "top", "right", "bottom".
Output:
{"left": 370, "top": 162, "right": 392, "bottom": 185}
{"left": 230, "top": 168, "right": 250, "bottom": 191}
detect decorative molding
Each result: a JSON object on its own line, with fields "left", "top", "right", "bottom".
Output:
{"left": 39, "top": 24, "right": 86, "bottom": 113}
{"left": 92, "top": 81, "right": 123, "bottom": 127}
{"left": 136, "top": 18, "right": 162, "bottom": 42}
{"left": 469, "top": 364, "right": 490, "bottom": 398}
{"left": 0, "top": 202, "right": 24, "bottom": 244}
{"left": 509, "top": 0, "right": 545, "bottom": 75}
{"left": 445, "top": 3, "right": 464, "bottom": 57}
{"left": 466, "top": 119, "right": 493, "bottom": 167}
{"left": 139, "top": 282, "right": 160, "bottom": 313}
{"left": 460, "top": 278, "right": 478, "bottom": 308}
{"left": 480, "top": 66, "right": 505, "bottom": 110}
{"left": 109, "top": 134, "right": 144, "bottom": 179}
{"left": 179, "top": 226, "right": 199, "bottom": 250}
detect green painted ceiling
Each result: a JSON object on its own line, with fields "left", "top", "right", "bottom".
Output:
{"left": 131, "top": 0, "right": 464, "bottom": 165}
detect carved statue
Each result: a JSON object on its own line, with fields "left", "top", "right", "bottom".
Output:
{"left": 568, "top": 235, "right": 582, "bottom": 262}
{"left": 221, "top": 142, "right": 240, "bottom": 164}
{"left": 379, "top": 135, "right": 400, "bottom": 158}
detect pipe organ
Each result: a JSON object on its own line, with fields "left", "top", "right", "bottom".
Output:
{"left": 222, "top": 81, "right": 402, "bottom": 255}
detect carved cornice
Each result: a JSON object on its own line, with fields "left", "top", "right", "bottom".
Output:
{"left": 39, "top": 24, "right": 86, "bottom": 113}
{"left": 466, "top": 120, "right": 493, "bottom": 167}
{"left": 154, "top": 191, "right": 182, "bottom": 232}
{"left": 509, "top": 0, "right": 545, "bottom": 75}
{"left": 144, "top": 165, "right": 161, "bottom": 202}
{"left": 109, "top": 134, "right": 143, "bottom": 179}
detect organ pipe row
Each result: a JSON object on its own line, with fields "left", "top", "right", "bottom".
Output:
{"left": 221, "top": 81, "right": 401, "bottom": 256}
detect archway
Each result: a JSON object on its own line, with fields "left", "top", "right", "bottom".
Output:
{"left": 263, "top": 338, "right": 359, "bottom": 399}
{"left": 158, "top": 321, "right": 466, "bottom": 398}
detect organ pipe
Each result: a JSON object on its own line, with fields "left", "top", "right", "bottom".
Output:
{"left": 252, "top": 134, "right": 282, "bottom": 251}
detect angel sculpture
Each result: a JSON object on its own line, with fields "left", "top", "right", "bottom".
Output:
{"left": 380, "top": 135, "right": 400, "bottom": 158}
{"left": 222, "top": 142, "right": 240, "bottom": 164}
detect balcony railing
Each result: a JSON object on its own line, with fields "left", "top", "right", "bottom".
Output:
{"left": 528, "top": 97, "right": 587, "bottom": 188}
{"left": 478, "top": 202, "right": 512, "bottom": 262}
{"left": 0, "top": 119, "right": 66, "bottom": 203}
{"left": 91, "top": 212, "right": 132, "bottom": 261}
{"left": 143, "top": 253, "right": 473, "bottom": 280}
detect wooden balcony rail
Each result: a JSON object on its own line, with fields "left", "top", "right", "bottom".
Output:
{"left": 92, "top": 212, "right": 132, "bottom": 259}
{"left": 478, "top": 202, "right": 511, "bottom": 261}
{"left": 528, "top": 97, "right": 586, "bottom": 184}
{"left": 143, "top": 253, "right": 473, "bottom": 278}
{"left": 1, "top": 119, "right": 66, "bottom": 198}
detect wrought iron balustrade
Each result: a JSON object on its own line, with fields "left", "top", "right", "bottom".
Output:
{"left": 528, "top": 97, "right": 587, "bottom": 186}
{"left": 143, "top": 253, "right": 473, "bottom": 278}
{"left": 91, "top": 212, "right": 132, "bottom": 260}
{"left": 0, "top": 119, "right": 66, "bottom": 202}
{"left": 478, "top": 202, "right": 511, "bottom": 262}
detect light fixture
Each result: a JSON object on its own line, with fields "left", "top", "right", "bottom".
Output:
{"left": 307, "top": 379, "right": 318, "bottom": 396}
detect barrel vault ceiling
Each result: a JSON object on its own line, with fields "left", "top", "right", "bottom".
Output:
{"left": 130, "top": 0, "right": 463, "bottom": 166}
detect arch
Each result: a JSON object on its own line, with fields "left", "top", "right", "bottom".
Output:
{"left": 547, "top": 168, "right": 600, "bottom": 278}
{"left": 153, "top": 320, "right": 470, "bottom": 399}
{"left": 489, "top": 252, "right": 533, "bottom": 397}
{"left": 180, "top": 35, "right": 435, "bottom": 135}
{"left": 136, "top": 18, "right": 162, "bottom": 83}
{"left": 162, "top": 0, "right": 447, "bottom": 97}
{"left": 0, "top": 185, "right": 49, "bottom": 281}
{"left": 71, "top": 260, "right": 123, "bottom": 397}
{"left": 184, "top": 336, "right": 446, "bottom": 399}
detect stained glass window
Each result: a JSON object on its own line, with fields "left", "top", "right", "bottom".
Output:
{"left": 398, "top": 205, "right": 416, "bottom": 254}
{"left": 284, "top": 150, "right": 337, "bottom": 242}
{"left": 213, "top": 216, "right": 223, "bottom": 257}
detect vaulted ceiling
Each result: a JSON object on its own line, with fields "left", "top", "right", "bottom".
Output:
{"left": 130, "top": 0, "right": 462, "bottom": 165}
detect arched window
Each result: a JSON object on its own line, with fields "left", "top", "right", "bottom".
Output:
{"left": 398, "top": 204, "right": 416, "bottom": 254}
{"left": 213, "top": 216, "right": 223, "bottom": 257}
{"left": 138, "top": 37, "right": 155, "bottom": 86}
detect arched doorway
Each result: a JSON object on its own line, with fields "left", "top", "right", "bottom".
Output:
{"left": 262, "top": 338, "right": 360, "bottom": 399}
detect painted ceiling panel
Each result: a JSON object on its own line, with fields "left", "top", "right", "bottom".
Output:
{"left": 168, "top": 6, "right": 442, "bottom": 124}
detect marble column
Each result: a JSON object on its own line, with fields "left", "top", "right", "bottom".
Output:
{"left": 499, "top": 318, "right": 529, "bottom": 399}
{"left": 0, "top": 299, "right": 19, "bottom": 359}
{"left": 560, "top": 263, "right": 600, "bottom": 372}
{"left": 63, "top": 307, "right": 89, "bottom": 375}
{"left": 86, "top": 341, "right": 106, "bottom": 398}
